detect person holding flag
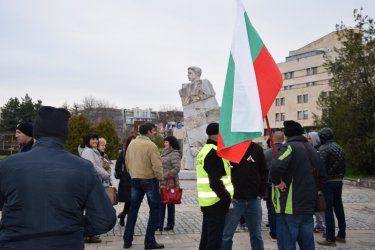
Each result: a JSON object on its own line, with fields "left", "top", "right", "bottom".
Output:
{"left": 216, "top": 0, "right": 283, "bottom": 248}
{"left": 196, "top": 123, "right": 234, "bottom": 250}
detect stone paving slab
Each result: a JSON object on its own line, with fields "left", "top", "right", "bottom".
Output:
{"left": 86, "top": 179, "right": 375, "bottom": 249}
{"left": 86, "top": 230, "right": 375, "bottom": 250}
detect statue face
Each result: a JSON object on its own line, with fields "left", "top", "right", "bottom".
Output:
{"left": 188, "top": 69, "right": 199, "bottom": 82}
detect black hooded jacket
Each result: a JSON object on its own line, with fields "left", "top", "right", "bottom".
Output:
{"left": 318, "top": 128, "right": 345, "bottom": 180}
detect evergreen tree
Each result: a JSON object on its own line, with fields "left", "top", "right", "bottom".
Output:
{"left": 0, "top": 97, "right": 21, "bottom": 132}
{"left": 64, "top": 114, "right": 92, "bottom": 155}
{"left": 95, "top": 120, "right": 119, "bottom": 159}
{"left": 0, "top": 94, "right": 42, "bottom": 132}
{"left": 19, "top": 94, "right": 42, "bottom": 123}
{"left": 316, "top": 9, "right": 375, "bottom": 174}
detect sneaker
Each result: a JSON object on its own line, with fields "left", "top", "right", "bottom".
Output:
{"left": 317, "top": 239, "right": 336, "bottom": 247}
{"left": 335, "top": 236, "right": 346, "bottom": 243}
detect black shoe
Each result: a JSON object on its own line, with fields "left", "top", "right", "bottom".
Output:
{"left": 163, "top": 225, "right": 174, "bottom": 231}
{"left": 335, "top": 236, "right": 346, "bottom": 243}
{"left": 145, "top": 242, "right": 164, "bottom": 249}
{"left": 266, "top": 223, "right": 269, "bottom": 227}
{"left": 85, "top": 236, "right": 102, "bottom": 243}
{"left": 157, "top": 226, "right": 163, "bottom": 232}
{"left": 124, "top": 242, "right": 132, "bottom": 248}
{"left": 119, "top": 217, "right": 125, "bottom": 227}
{"left": 118, "top": 212, "right": 124, "bottom": 218}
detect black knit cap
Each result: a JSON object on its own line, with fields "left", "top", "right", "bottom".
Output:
{"left": 283, "top": 120, "right": 304, "bottom": 137}
{"left": 206, "top": 122, "right": 219, "bottom": 136}
{"left": 33, "top": 106, "right": 71, "bottom": 141}
{"left": 16, "top": 122, "right": 33, "bottom": 137}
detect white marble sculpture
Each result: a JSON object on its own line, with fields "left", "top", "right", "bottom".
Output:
{"left": 179, "top": 66, "right": 220, "bottom": 170}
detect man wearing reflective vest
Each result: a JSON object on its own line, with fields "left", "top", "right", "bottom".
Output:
{"left": 196, "top": 123, "right": 234, "bottom": 250}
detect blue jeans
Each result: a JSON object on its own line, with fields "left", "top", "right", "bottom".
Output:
{"left": 123, "top": 178, "right": 161, "bottom": 245}
{"left": 160, "top": 204, "right": 175, "bottom": 228}
{"left": 276, "top": 214, "right": 314, "bottom": 250}
{"left": 324, "top": 181, "right": 346, "bottom": 241}
{"left": 221, "top": 199, "right": 264, "bottom": 250}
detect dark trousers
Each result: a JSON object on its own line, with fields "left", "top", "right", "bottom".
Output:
{"left": 120, "top": 201, "right": 131, "bottom": 217}
{"left": 160, "top": 203, "right": 175, "bottom": 227}
{"left": 324, "top": 181, "right": 346, "bottom": 241}
{"left": 199, "top": 212, "right": 226, "bottom": 250}
{"left": 123, "top": 178, "right": 161, "bottom": 245}
{"left": 266, "top": 187, "right": 277, "bottom": 237}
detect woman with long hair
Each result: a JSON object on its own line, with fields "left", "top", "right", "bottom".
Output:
{"left": 159, "top": 136, "right": 181, "bottom": 231}
{"left": 115, "top": 135, "right": 135, "bottom": 226}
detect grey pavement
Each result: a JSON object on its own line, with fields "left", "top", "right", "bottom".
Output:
{"left": 86, "top": 179, "right": 375, "bottom": 250}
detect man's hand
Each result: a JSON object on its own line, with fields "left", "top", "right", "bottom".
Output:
{"left": 275, "top": 181, "right": 287, "bottom": 192}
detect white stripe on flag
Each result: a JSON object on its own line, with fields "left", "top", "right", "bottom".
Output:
{"left": 231, "top": 0, "right": 264, "bottom": 134}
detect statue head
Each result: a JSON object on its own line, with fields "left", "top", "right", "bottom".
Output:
{"left": 187, "top": 66, "right": 202, "bottom": 82}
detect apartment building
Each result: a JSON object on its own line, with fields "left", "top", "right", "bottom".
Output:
{"left": 268, "top": 31, "right": 343, "bottom": 130}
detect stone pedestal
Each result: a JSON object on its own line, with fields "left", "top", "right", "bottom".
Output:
{"left": 179, "top": 79, "right": 220, "bottom": 170}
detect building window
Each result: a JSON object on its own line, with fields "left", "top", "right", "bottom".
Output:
{"left": 303, "top": 110, "right": 309, "bottom": 120}
{"left": 306, "top": 81, "right": 317, "bottom": 87}
{"left": 306, "top": 67, "right": 318, "bottom": 76}
{"left": 284, "top": 71, "right": 294, "bottom": 79}
{"left": 297, "top": 111, "right": 303, "bottom": 120}
{"left": 275, "top": 113, "right": 285, "bottom": 122}
{"left": 275, "top": 97, "right": 285, "bottom": 106}
{"left": 297, "top": 95, "right": 303, "bottom": 104}
{"left": 280, "top": 97, "right": 285, "bottom": 106}
{"left": 303, "top": 94, "right": 308, "bottom": 103}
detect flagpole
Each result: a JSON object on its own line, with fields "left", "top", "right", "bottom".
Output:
{"left": 265, "top": 115, "right": 276, "bottom": 157}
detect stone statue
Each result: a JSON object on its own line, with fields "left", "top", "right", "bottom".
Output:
{"left": 179, "top": 66, "right": 220, "bottom": 170}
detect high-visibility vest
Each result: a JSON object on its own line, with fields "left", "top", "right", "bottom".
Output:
{"left": 196, "top": 144, "right": 234, "bottom": 207}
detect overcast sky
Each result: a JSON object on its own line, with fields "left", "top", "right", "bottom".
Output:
{"left": 0, "top": 0, "right": 374, "bottom": 110}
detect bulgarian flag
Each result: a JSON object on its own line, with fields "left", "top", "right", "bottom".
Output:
{"left": 217, "top": 0, "right": 283, "bottom": 163}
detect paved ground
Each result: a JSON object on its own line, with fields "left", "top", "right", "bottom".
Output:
{"left": 86, "top": 179, "right": 375, "bottom": 250}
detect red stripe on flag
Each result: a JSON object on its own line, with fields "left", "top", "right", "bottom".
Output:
{"left": 217, "top": 133, "right": 251, "bottom": 163}
{"left": 253, "top": 46, "right": 283, "bottom": 117}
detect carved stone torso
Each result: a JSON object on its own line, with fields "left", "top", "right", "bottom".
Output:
{"left": 179, "top": 79, "right": 216, "bottom": 106}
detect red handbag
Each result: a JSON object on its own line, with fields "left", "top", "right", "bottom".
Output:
{"left": 160, "top": 171, "right": 183, "bottom": 204}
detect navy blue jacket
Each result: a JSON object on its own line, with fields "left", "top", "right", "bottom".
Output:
{"left": 0, "top": 137, "right": 116, "bottom": 250}
{"left": 269, "top": 136, "right": 326, "bottom": 215}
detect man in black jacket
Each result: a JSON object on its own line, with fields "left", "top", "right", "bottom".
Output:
{"left": 196, "top": 123, "right": 233, "bottom": 250}
{"left": 269, "top": 120, "right": 326, "bottom": 250}
{"left": 15, "top": 122, "right": 34, "bottom": 152}
{"left": 317, "top": 128, "right": 346, "bottom": 246}
{"left": 221, "top": 141, "right": 267, "bottom": 250}
{"left": 0, "top": 106, "right": 116, "bottom": 250}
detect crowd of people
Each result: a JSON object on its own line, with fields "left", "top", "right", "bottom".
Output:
{"left": 0, "top": 106, "right": 347, "bottom": 250}
{"left": 196, "top": 120, "right": 346, "bottom": 250}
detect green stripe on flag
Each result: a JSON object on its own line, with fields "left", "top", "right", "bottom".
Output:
{"left": 219, "top": 54, "right": 262, "bottom": 148}
{"left": 244, "top": 12, "right": 264, "bottom": 62}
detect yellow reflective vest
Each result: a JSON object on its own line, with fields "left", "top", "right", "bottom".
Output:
{"left": 196, "top": 144, "right": 234, "bottom": 207}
